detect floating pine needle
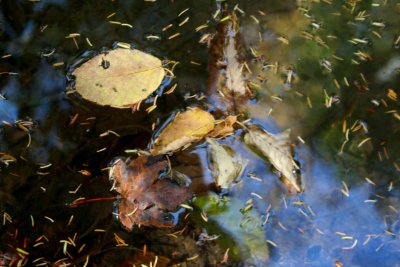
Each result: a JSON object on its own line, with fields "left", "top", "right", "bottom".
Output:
{"left": 358, "top": 137, "right": 371, "bottom": 148}
{"left": 168, "top": 33, "right": 180, "bottom": 40}
{"left": 221, "top": 248, "right": 230, "bottom": 264}
{"left": 114, "top": 233, "right": 128, "bottom": 247}
{"left": 341, "top": 181, "right": 350, "bottom": 197}
{"left": 70, "top": 196, "right": 120, "bottom": 208}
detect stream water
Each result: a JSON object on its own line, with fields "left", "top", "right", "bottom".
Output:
{"left": 1, "top": 0, "right": 400, "bottom": 266}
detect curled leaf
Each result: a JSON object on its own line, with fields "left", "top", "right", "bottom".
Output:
{"left": 151, "top": 108, "right": 215, "bottom": 155}
{"left": 207, "top": 138, "right": 244, "bottom": 189}
{"left": 110, "top": 155, "right": 192, "bottom": 229}
{"left": 244, "top": 125, "right": 302, "bottom": 193}
{"left": 72, "top": 48, "right": 164, "bottom": 108}
{"left": 208, "top": 115, "right": 237, "bottom": 138}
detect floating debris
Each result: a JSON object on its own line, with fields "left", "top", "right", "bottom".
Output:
{"left": 244, "top": 125, "right": 302, "bottom": 192}
{"left": 72, "top": 48, "right": 165, "bottom": 108}
{"left": 208, "top": 11, "right": 251, "bottom": 110}
{"left": 151, "top": 108, "right": 215, "bottom": 155}
{"left": 110, "top": 156, "right": 192, "bottom": 229}
{"left": 207, "top": 138, "right": 244, "bottom": 189}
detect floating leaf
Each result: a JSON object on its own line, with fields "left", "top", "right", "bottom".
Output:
{"left": 208, "top": 12, "right": 251, "bottom": 111}
{"left": 208, "top": 115, "right": 237, "bottom": 138}
{"left": 72, "top": 48, "right": 164, "bottom": 108}
{"left": 207, "top": 138, "right": 244, "bottom": 189}
{"left": 244, "top": 125, "right": 302, "bottom": 193}
{"left": 110, "top": 155, "right": 192, "bottom": 229}
{"left": 151, "top": 108, "right": 215, "bottom": 155}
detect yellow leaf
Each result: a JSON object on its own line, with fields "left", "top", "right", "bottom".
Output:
{"left": 151, "top": 108, "right": 215, "bottom": 155}
{"left": 72, "top": 48, "right": 164, "bottom": 108}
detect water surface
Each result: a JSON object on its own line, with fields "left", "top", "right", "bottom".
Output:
{"left": 1, "top": 0, "right": 400, "bottom": 266}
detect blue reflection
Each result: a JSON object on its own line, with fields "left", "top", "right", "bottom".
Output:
{"left": 31, "top": 62, "right": 67, "bottom": 120}
{"left": 19, "top": 20, "right": 34, "bottom": 44}
{"left": 265, "top": 157, "right": 400, "bottom": 266}
{"left": 0, "top": 100, "right": 18, "bottom": 122}
{"left": 32, "top": 0, "right": 66, "bottom": 11}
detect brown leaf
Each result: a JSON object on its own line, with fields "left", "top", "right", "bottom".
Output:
{"left": 208, "top": 115, "right": 237, "bottom": 138}
{"left": 208, "top": 12, "right": 251, "bottom": 111}
{"left": 111, "top": 156, "right": 192, "bottom": 229}
{"left": 151, "top": 107, "right": 215, "bottom": 155}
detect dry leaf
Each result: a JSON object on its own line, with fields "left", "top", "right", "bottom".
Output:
{"left": 208, "top": 115, "right": 237, "bottom": 138}
{"left": 72, "top": 48, "right": 164, "bottom": 108}
{"left": 244, "top": 125, "right": 302, "bottom": 193}
{"left": 110, "top": 155, "right": 192, "bottom": 229}
{"left": 207, "top": 138, "right": 244, "bottom": 189}
{"left": 151, "top": 108, "right": 215, "bottom": 155}
{"left": 208, "top": 12, "right": 251, "bottom": 110}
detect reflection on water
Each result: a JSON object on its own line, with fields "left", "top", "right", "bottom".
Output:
{"left": 1, "top": 0, "right": 399, "bottom": 266}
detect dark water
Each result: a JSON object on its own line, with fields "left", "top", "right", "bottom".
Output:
{"left": 1, "top": 0, "right": 400, "bottom": 266}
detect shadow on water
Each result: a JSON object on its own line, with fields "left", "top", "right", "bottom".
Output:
{"left": 1, "top": 0, "right": 400, "bottom": 266}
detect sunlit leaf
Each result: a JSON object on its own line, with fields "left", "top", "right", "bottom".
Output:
{"left": 151, "top": 107, "right": 215, "bottom": 155}
{"left": 244, "top": 125, "right": 302, "bottom": 193}
{"left": 72, "top": 48, "right": 164, "bottom": 108}
{"left": 110, "top": 155, "right": 192, "bottom": 229}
